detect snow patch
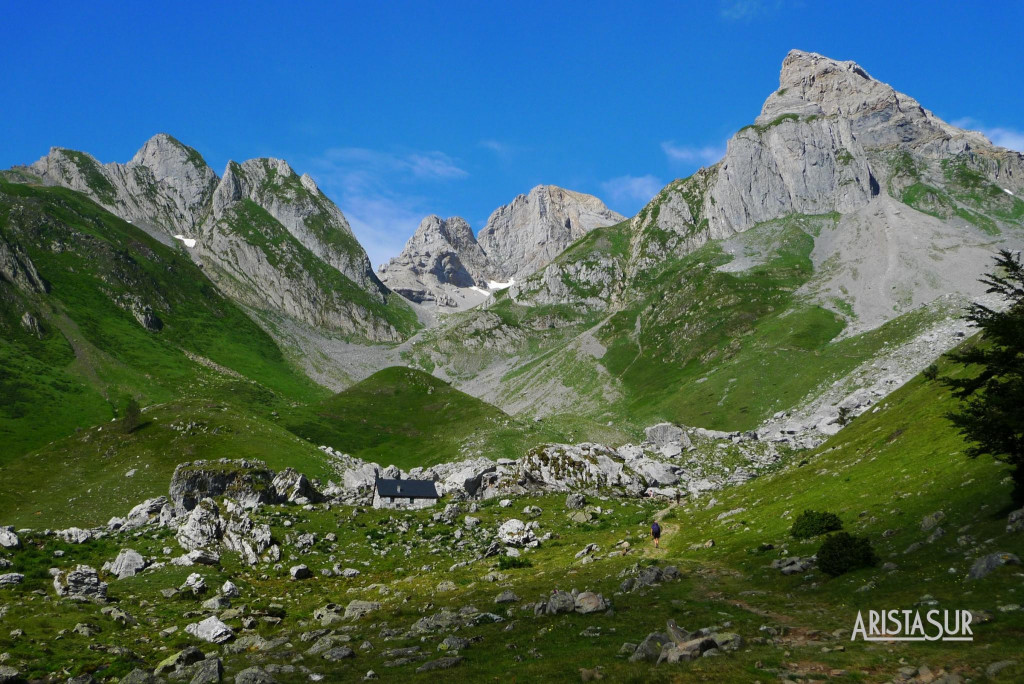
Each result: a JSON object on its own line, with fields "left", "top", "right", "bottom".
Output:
{"left": 1004, "top": 188, "right": 1015, "bottom": 196}
{"left": 173, "top": 235, "right": 197, "bottom": 248}
{"left": 486, "top": 279, "right": 515, "bottom": 291}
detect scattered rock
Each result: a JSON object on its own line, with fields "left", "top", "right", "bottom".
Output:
{"left": 185, "top": 616, "right": 234, "bottom": 644}
{"left": 566, "top": 493, "right": 587, "bottom": 510}
{"left": 345, "top": 600, "right": 381, "bottom": 620}
{"left": 290, "top": 564, "right": 312, "bottom": 580}
{"left": 968, "top": 552, "right": 1021, "bottom": 580}
{"left": 0, "top": 527, "right": 20, "bottom": 549}
{"left": 53, "top": 565, "right": 107, "bottom": 601}
{"left": 108, "top": 548, "right": 147, "bottom": 579}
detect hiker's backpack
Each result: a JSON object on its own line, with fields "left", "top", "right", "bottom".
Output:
{"left": 652, "top": 522, "right": 661, "bottom": 535}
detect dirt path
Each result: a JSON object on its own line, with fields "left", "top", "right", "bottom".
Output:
{"left": 642, "top": 502, "right": 682, "bottom": 559}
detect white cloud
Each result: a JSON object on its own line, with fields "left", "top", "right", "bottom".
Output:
{"left": 480, "top": 139, "right": 510, "bottom": 155}
{"left": 302, "top": 147, "right": 468, "bottom": 267}
{"left": 661, "top": 141, "right": 726, "bottom": 166}
{"left": 719, "top": 0, "right": 785, "bottom": 20}
{"left": 951, "top": 117, "right": 1024, "bottom": 152}
{"left": 600, "top": 174, "right": 664, "bottom": 205}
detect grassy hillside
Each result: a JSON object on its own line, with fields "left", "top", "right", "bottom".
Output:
{"left": 0, "top": 179, "right": 328, "bottom": 459}
{"left": 2, "top": 349, "right": 1022, "bottom": 682}
{"left": 411, "top": 214, "right": 950, "bottom": 435}
{"left": 0, "top": 398, "right": 332, "bottom": 529}
{"left": 284, "top": 366, "right": 622, "bottom": 469}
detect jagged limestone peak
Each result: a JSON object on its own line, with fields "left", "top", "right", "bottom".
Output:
{"left": 477, "top": 184, "right": 625, "bottom": 280}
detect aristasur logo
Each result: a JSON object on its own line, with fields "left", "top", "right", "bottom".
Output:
{"left": 852, "top": 609, "right": 974, "bottom": 642}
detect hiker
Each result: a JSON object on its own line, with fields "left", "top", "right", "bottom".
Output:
{"left": 651, "top": 520, "right": 661, "bottom": 549}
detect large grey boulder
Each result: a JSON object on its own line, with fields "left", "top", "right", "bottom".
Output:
{"left": 54, "top": 565, "right": 107, "bottom": 601}
{"left": 345, "top": 600, "right": 381, "bottom": 620}
{"left": 1007, "top": 508, "right": 1024, "bottom": 534}
{"left": 108, "top": 548, "right": 147, "bottom": 579}
{"left": 496, "top": 519, "right": 535, "bottom": 546}
{"left": 185, "top": 616, "right": 234, "bottom": 644}
{"left": 645, "top": 423, "right": 692, "bottom": 450}
{"left": 574, "top": 592, "right": 608, "bottom": 614}
{"left": 968, "top": 552, "right": 1021, "bottom": 580}
{"left": 545, "top": 591, "right": 576, "bottom": 615}
{"left": 0, "top": 573, "right": 24, "bottom": 587}
{"left": 271, "top": 467, "right": 321, "bottom": 504}
{"left": 169, "top": 460, "right": 276, "bottom": 513}
{"left": 0, "top": 526, "right": 20, "bottom": 549}
{"left": 221, "top": 507, "right": 273, "bottom": 566}
{"left": 176, "top": 498, "right": 222, "bottom": 551}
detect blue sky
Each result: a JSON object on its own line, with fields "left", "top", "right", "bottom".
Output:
{"left": 2, "top": 1, "right": 1022, "bottom": 267}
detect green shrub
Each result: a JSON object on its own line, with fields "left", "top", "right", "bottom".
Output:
{"left": 789, "top": 510, "right": 843, "bottom": 539}
{"left": 817, "top": 532, "right": 879, "bottom": 576}
{"left": 497, "top": 555, "right": 533, "bottom": 570}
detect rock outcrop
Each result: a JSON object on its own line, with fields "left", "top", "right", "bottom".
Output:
{"left": 380, "top": 186, "right": 623, "bottom": 309}
{"left": 479, "top": 185, "right": 625, "bottom": 281}
{"left": 25, "top": 134, "right": 218, "bottom": 242}
{"left": 379, "top": 215, "right": 499, "bottom": 309}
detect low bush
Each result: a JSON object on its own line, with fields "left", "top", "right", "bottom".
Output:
{"left": 498, "top": 555, "right": 533, "bottom": 570}
{"left": 817, "top": 532, "right": 879, "bottom": 577}
{"left": 790, "top": 510, "right": 843, "bottom": 539}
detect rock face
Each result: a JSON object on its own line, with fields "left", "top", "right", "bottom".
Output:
{"left": 479, "top": 185, "right": 625, "bottom": 281}
{"left": 379, "top": 215, "right": 499, "bottom": 309}
{"left": 26, "top": 134, "right": 218, "bottom": 242}
{"left": 380, "top": 186, "right": 623, "bottom": 309}
{"left": 631, "top": 49, "right": 1024, "bottom": 327}
{"left": 169, "top": 460, "right": 276, "bottom": 513}
{"left": 17, "top": 136, "right": 412, "bottom": 343}
{"left": 54, "top": 565, "right": 107, "bottom": 601}
{"left": 0, "top": 526, "right": 20, "bottom": 549}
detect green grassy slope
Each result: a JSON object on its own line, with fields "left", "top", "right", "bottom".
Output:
{"left": 0, "top": 179, "right": 328, "bottom": 459}
{"left": 284, "top": 366, "right": 608, "bottom": 469}
{"left": 2, "top": 350, "right": 1021, "bottom": 682}
{"left": 0, "top": 398, "right": 331, "bottom": 529}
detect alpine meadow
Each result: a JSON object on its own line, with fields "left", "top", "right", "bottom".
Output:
{"left": 2, "top": 7, "right": 1024, "bottom": 683}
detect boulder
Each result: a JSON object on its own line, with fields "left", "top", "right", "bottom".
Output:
{"left": 574, "top": 592, "right": 607, "bottom": 614}
{"left": 271, "top": 467, "right": 321, "bottom": 504}
{"left": 120, "top": 497, "right": 169, "bottom": 530}
{"left": 416, "top": 657, "right": 464, "bottom": 673}
{"left": 645, "top": 423, "right": 692, "bottom": 450}
{"left": 221, "top": 507, "right": 273, "bottom": 565}
{"left": 0, "top": 666, "right": 20, "bottom": 683}
{"left": 221, "top": 580, "right": 240, "bottom": 598}
{"left": 185, "top": 616, "right": 234, "bottom": 644}
{"left": 0, "top": 573, "right": 24, "bottom": 587}
{"left": 1007, "top": 508, "right": 1024, "bottom": 534}
{"left": 629, "top": 632, "right": 669, "bottom": 663}
{"left": 0, "top": 526, "right": 20, "bottom": 549}
{"left": 56, "top": 527, "right": 93, "bottom": 544}
{"left": 290, "top": 564, "right": 312, "bottom": 580}
{"left": 176, "top": 499, "right": 222, "bottom": 551}
{"left": 565, "top": 493, "right": 587, "bottom": 510}
{"left": 109, "top": 548, "right": 147, "bottom": 579}
{"left": 545, "top": 590, "right": 576, "bottom": 615}
{"left": 921, "top": 510, "right": 945, "bottom": 532}
{"left": 234, "top": 667, "right": 278, "bottom": 684}
{"left": 968, "top": 552, "right": 1021, "bottom": 580}
{"left": 495, "top": 590, "right": 519, "bottom": 604}
{"left": 154, "top": 646, "right": 205, "bottom": 675}
{"left": 180, "top": 573, "right": 207, "bottom": 595}
{"left": 189, "top": 658, "right": 222, "bottom": 684}
{"left": 497, "top": 519, "right": 535, "bottom": 546}
{"left": 53, "top": 565, "right": 107, "bottom": 601}
{"left": 345, "top": 600, "right": 381, "bottom": 620}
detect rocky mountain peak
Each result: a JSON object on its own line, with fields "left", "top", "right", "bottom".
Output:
{"left": 477, "top": 184, "right": 625, "bottom": 280}
{"left": 378, "top": 215, "right": 497, "bottom": 309}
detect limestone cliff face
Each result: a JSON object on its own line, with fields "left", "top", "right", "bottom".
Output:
{"left": 208, "top": 158, "right": 385, "bottom": 299}
{"left": 478, "top": 185, "right": 625, "bottom": 281}
{"left": 625, "top": 49, "right": 1024, "bottom": 328}
{"left": 378, "top": 215, "right": 498, "bottom": 309}
{"left": 380, "top": 186, "right": 624, "bottom": 310}
{"left": 631, "top": 50, "right": 1024, "bottom": 271}
{"left": 17, "top": 137, "right": 411, "bottom": 342}
{"left": 26, "top": 134, "right": 218, "bottom": 241}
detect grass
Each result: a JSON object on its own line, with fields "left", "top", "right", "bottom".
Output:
{"left": 0, "top": 180, "right": 330, "bottom": 459}
{"left": 1, "top": 351, "right": 1022, "bottom": 682}
{"left": 284, "top": 366, "right": 608, "bottom": 469}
